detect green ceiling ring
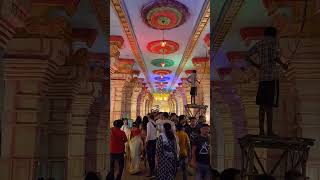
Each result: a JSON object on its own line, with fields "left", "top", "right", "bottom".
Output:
{"left": 151, "top": 59, "right": 174, "bottom": 67}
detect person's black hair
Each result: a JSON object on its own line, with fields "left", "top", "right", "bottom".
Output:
{"left": 193, "top": 70, "right": 197, "bottom": 73}
{"left": 220, "top": 168, "right": 241, "bottom": 180}
{"left": 163, "top": 112, "right": 169, "bottom": 119}
{"left": 264, "top": 26, "right": 277, "bottom": 37}
{"left": 149, "top": 114, "right": 154, "bottom": 120}
{"left": 200, "top": 123, "right": 209, "bottom": 128}
{"left": 179, "top": 115, "right": 185, "bottom": 121}
{"left": 113, "top": 120, "right": 117, "bottom": 127}
{"left": 285, "top": 170, "right": 303, "bottom": 180}
{"left": 114, "top": 119, "right": 123, "bottom": 128}
{"left": 142, "top": 116, "right": 149, "bottom": 129}
{"left": 189, "top": 116, "right": 196, "bottom": 121}
{"left": 176, "top": 124, "right": 183, "bottom": 131}
{"left": 135, "top": 116, "right": 142, "bottom": 125}
{"left": 254, "top": 174, "right": 275, "bottom": 180}
{"left": 170, "top": 113, "right": 176, "bottom": 117}
{"left": 164, "top": 123, "right": 175, "bottom": 140}
{"left": 132, "top": 122, "right": 138, "bottom": 127}
{"left": 85, "top": 171, "right": 100, "bottom": 180}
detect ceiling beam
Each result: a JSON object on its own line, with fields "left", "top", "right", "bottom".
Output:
{"left": 212, "top": 0, "right": 246, "bottom": 55}
{"left": 169, "top": 0, "right": 210, "bottom": 90}
{"left": 111, "top": 0, "right": 154, "bottom": 91}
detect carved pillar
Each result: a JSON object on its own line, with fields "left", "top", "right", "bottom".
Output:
{"left": 193, "top": 57, "right": 210, "bottom": 122}
{"left": 119, "top": 59, "right": 135, "bottom": 119}
{"left": 282, "top": 38, "right": 320, "bottom": 177}
{"left": 85, "top": 52, "right": 108, "bottom": 176}
{"left": 0, "top": 28, "right": 68, "bottom": 180}
{"left": 110, "top": 75, "right": 127, "bottom": 121}
{"left": 67, "top": 82, "right": 95, "bottom": 180}
{"left": 0, "top": 3, "right": 31, "bottom": 175}
{"left": 64, "top": 29, "right": 97, "bottom": 180}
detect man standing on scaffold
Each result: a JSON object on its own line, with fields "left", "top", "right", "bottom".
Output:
{"left": 187, "top": 70, "right": 200, "bottom": 105}
{"left": 245, "top": 27, "right": 288, "bottom": 136}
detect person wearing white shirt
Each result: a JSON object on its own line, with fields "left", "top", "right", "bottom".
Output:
{"left": 156, "top": 112, "right": 176, "bottom": 136}
{"left": 146, "top": 115, "right": 157, "bottom": 177}
{"left": 121, "top": 119, "right": 131, "bottom": 158}
{"left": 187, "top": 70, "right": 200, "bottom": 104}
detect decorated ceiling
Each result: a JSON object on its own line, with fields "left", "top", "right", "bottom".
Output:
{"left": 111, "top": 0, "right": 210, "bottom": 92}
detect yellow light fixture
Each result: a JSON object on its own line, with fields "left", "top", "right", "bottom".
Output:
{"left": 161, "top": 41, "right": 166, "bottom": 47}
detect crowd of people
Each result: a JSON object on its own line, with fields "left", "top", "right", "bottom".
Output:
{"left": 104, "top": 111, "right": 305, "bottom": 180}
{"left": 106, "top": 112, "right": 210, "bottom": 180}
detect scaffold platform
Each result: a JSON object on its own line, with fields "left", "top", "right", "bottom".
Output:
{"left": 184, "top": 104, "right": 208, "bottom": 118}
{"left": 238, "top": 134, "right": 315, "bottom": 179}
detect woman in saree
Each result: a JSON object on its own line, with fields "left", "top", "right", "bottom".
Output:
{"left": 128, "top": 122, "right": 143, "bottom": 174}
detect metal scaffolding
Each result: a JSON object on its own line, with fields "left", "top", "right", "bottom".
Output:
{"left": 238, "top": 134, "right": 315, "bottom": 179}
{"left": 184, "top": 104, "right": 208, "bottom": 118}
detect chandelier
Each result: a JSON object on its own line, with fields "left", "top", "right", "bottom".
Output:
{"left": 160, "top": 29, "right": 166, "bottom": 68}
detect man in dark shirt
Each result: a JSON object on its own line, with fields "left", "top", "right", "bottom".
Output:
{"left": 245, "top": 27, "right": 288, "bottom": 136}
{"left": 179, "top": 115, "right": 190, "bottom": 130}
{"left": 191, "top": 124, "right": 210, "bottom": 180}
{"left": 185, "top": 117, "right": 199, "bottom": 146}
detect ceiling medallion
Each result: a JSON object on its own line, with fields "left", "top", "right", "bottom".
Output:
{"left": 147, "top": 40, "right": 179, "bottom": 54}
{"left": 152, "top": 69, "right": 172, "bottom": 76}
{"left": 151, "top": 58, "right": 174, "bottom": 67}
{"left": 155, "top": 82, "right": 168, "bottom": 85}
{"left": 154, "top": 76, "right": 170, "bottom": 82}
{"left": 141, "top": 0, "right": 189, "bottom": 30}
{"left": 185, "top": 69, "right": 195, "bottom": 75}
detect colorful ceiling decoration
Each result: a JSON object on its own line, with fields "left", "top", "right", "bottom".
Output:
{"left": 141, "top": 0, "right": 190, "bottom": 30}
{"left": 155, "top": 82, "right": 168, "bottom": 85}
{"left": 152, "top": 69, "right": 172, "bottom": 75}
{"left": 185, "top": 69, "right": 194, "bottom": 75}
{"left": 147, "top": 40, "right": 179, "bottom": 54}
{"left": 151, "top": 58, "right": 174, "bottom": 67}
{"left": 111, "top": 0, "right": 210, "bottom": 91}
{"left": 154, "top": 76, "right": 170, "bottom": 82}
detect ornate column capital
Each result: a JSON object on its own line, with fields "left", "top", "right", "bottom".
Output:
{"left": 31, "top": 0, "right": 80, "bottom": 16}
{"left": 117, "top": 58, "right": 135, "bottom": 74}
{"left": 72, "top": 28, "right": 98, "bottom": 48}
{"left": 0, "top": 0, "right": 31, "bottom": 50}
{"left": 240, "top": 27, "right": 266, "bottom": 46}
{"left": 88, "top": 52, "right": 107, "bottom": 82}
{"left": 204, "top": 33, "right": 210, "bottom": 48}
{"left": 192, "top": 57, "right": 210, "bottom": 74}
{"left": 23, "top": 16, "right": 72, "bottom": 39}
{"left": 110, "top": 35, "right": 124, "bottom": 58}
{"left": 0, "top": 0, "right": 30, "bottom": 28}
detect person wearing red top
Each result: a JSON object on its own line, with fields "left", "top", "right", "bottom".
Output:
{"left": 107, "top": 120, "right": 127, "bottom": 180}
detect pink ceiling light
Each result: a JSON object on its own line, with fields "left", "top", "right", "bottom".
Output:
{"left": 141, "top": 0, "right": 190, "bottom": 30}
